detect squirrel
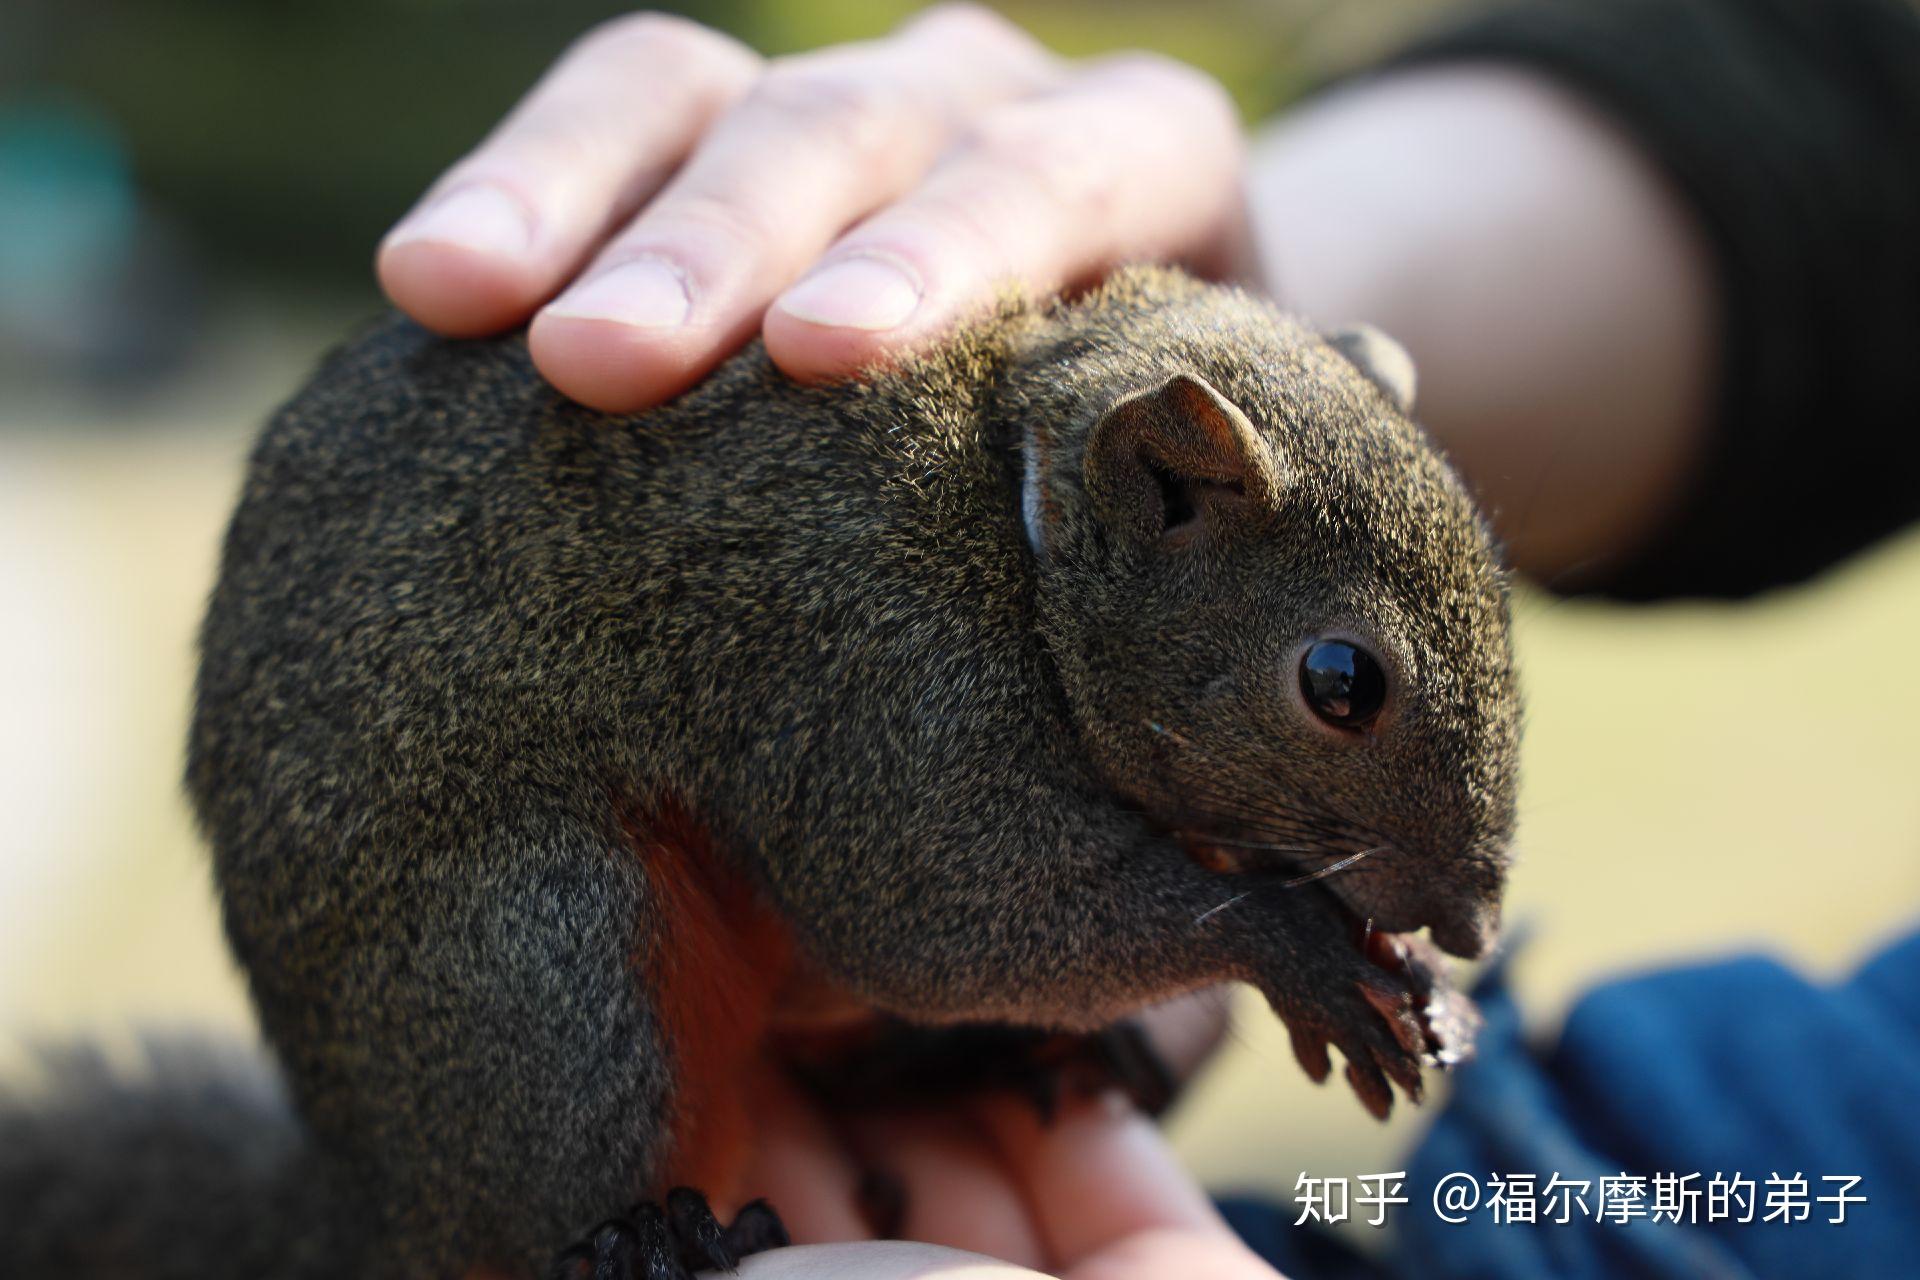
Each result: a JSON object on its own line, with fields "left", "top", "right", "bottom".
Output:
{"left": 0, "top": 266, "right": 1518, "bottom": 1280}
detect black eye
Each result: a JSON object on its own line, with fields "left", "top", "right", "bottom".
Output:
{"left": 1299, "top": 639, "right": 1387, "bottom": 729}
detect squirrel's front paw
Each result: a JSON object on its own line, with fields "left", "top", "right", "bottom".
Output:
{"left": 550, "top": 1188, "right": 787, "bottom": 1280}
{"left": 1268, "top": 919, "right": 1481, "bottom": 1121}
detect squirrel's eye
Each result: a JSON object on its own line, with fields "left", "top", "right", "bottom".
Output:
{"left": 1299, "top": 639, "right": 1387, "bottom": 729}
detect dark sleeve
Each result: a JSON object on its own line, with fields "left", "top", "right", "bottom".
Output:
{"left": 1213, "top": 933, "right": 1920, "bottom": 1279}
{"left": 1386, "top": 0, "right": 1920, "bottom": 599}
{"left": 1389, "top": 933, "right": 1920, "bottom": 1278}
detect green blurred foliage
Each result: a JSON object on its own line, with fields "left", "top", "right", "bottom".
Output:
{"left": 3, "top": 0, "right": 1428, "bottom": 299}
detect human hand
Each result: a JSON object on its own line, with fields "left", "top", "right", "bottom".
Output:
{"left": 723, "top": 992, "right": 1284, "bottom": 1280}
{"left": 730, "top": 1091, "right": 1283, "bottom": 1280}
{"left": 377, "top": 6, "right": 1250, "bottom": 412}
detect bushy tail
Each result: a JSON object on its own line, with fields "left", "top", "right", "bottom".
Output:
{"left": 0, "top": 1036, "right": 370, "bottom": 1280}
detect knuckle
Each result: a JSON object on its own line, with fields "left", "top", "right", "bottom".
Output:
{"left": 493, "top": 113, "right": 630, "bottom": 180}
{"left": 572, "top": 11, "right": 757, "bottom": 81}
{"left": 743, "top": 62, "right": 920, "bottom": 160}
{"left": 908, "top": 2, "right": 1035, "bottom": 54}
{"left": 655, "top": 190, "right": 779, "bottom": 256}
{"left": 884, "top": 197, "right": 1008, "bottom": 280}
{"left": 1090, "top": 51, "right": 1239, "bottom": 129}
{"left": 952, "top": 103, "right": 1128, "bottom": 247}
{"left": 964, "top": 105, "right": 1107, "bottom": 203}
{"left": 902, "top": 4, "right": 1057, "bottom": 93}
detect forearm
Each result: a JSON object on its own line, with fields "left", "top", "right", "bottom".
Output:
{"left": 1246, "top": 65, "right": 1717, "bottom": 586}
{"left": 1251, "top": 0, "right": 1920, "bottom": 599}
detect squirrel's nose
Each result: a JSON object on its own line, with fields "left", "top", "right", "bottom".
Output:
{"left": 1428, "top": 897, "right": 1501, "bottom": 960}
{"left": 1324, "top": 854, "right": 1505, "bottom": 961}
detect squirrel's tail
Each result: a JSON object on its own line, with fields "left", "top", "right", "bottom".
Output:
{"left": 0, "top": 1036, "right": 370, "bottom": 1280}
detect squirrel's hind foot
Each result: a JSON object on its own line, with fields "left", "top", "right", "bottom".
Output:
{"left": 551, "top": 1189, "right": 787, "bottom": 1280}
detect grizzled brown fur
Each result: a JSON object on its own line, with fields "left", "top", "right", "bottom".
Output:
{"left": 0, "top": 267, "right": 1517, "bottom": 1280}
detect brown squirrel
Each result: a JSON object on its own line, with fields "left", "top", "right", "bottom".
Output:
{"left": 0, "top": 266, "right": 1517, "bottom": 1280}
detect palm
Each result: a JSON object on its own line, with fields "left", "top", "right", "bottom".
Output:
{"left": 723, "top": 998, "right": 1284, "bottom": 1280}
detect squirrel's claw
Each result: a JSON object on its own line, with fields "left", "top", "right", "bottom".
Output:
{"left": 1252, "top": 884, "right": 1483, "bottom": 1119}
{"left": 1343, "top": 1058, "right": 1395, "bottom": 1122}
{"left": 721, "top": 1198, "right": 790, "bottom": 1258}
{"left": 551, "top": 1190, "right": 786, "bottom": 1280}
{"left": 665, "top": 1187, "right": 735, "bottom": 1273}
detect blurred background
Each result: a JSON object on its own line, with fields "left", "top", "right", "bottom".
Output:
{"left": 2, "top": 0, "right": 1916, "bottom": 1224}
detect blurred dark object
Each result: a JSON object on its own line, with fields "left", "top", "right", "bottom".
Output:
{"left": 1394, "top": 0, "right": 1920, "bottom": 601}
{"left": 10, "top": 1, "right": 738, "bottom": 299}
{"left": 0, "top": 97, "right": 202, "bottom": 393}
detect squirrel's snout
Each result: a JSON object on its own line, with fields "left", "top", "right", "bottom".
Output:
{"left": 1427, "top": 897, "right": 1502, "bottom": 961}
{"left": 1323, "top": 854, "right": 1506, "bottom": 962}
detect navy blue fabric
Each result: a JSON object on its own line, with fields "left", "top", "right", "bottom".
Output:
{"left": 1220, "top": 927, "right": 1920, "bottom": 1279}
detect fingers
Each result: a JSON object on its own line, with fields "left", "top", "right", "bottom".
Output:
{"left": 725, "top": 1101, "right": 1278, "bottom": 1280}
{"left": 975, "top": 1089, "right": 1230, "bottom": 1271}
{"left": 838, "top": 1109, "right": 1047, "bottom": 1269}
{"left": 530, "top": 6, "right": 1059, "bottom": 410}
{"left": 763, "top": 52, "right": 1246, "bottom": 381}
{"left": 380, "top": 8, "right": 1251, "bottom": 414}
{"left": 737, "top": 1063, "right": 875, "bottom": 1246}
{"left": 379, "top": 14, "right": 761, "bottom": 336}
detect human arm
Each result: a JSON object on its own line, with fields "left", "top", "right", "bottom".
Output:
{"left": 1247, "top": 65, "right": 1717, "bottom": 587}
{"left": 1251, "top": 0, "right": 1920, "bottom": 594}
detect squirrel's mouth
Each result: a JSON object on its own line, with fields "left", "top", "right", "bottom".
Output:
{"left": 1181, "top": 829, "right": 1499, "bottom": 961}
{"left": 1324, "top": 888, "right": 1483, "bottom": 1070}
{"left": 1176, "top": 828, "right": 1489, "bottom": 1117}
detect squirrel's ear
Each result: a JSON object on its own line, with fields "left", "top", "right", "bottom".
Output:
{"left": 1326, "top": 324, "right": 1417, "bottom": 414}
{"left": 1084, "top": 372, "right": 1282, "bottom": 546}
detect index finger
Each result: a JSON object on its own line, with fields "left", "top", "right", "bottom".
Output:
{"left": 762, "top": 53, "right": 1246, "bottom": 382}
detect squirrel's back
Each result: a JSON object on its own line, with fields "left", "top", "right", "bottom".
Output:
{"left": 189, "top": 306, "right": 1035, "bottom": 862}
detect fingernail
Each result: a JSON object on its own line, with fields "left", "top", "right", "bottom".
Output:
{"left": 385, "top": 185, "right": 532, "bottom": 258}
{"left": 775, "top": 254, "right": 922, "bottom": 331}
{"left": 542, "top": 258, "right": 692, "bottom": 329}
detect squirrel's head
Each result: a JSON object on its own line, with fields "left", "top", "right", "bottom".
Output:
{"left": 1010, "top": 269, "right": 1517, "bottom": 966}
